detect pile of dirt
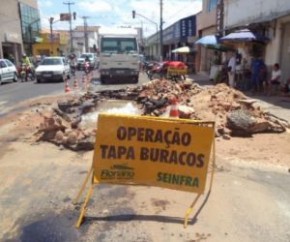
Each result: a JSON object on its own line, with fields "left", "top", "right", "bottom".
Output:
{"left": 135, "top": 79, "right": 290, "bottom": 138}
{"left": 34, "top": 78, "right": 290, "bottom": 151}
{"left": 34, "top": 96, "right": 97, "bottom": 151}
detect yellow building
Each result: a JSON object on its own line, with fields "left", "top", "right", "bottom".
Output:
{"left": 32, "top": 30, "right": 69, "bottom": 56}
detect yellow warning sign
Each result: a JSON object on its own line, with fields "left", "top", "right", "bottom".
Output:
{"left": 74, "top": 114, "right": 216, "bottom": 228}
{"left": 93, "top": 114, "right": 214, "bottom": 194}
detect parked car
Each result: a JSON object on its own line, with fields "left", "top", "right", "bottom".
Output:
{"left": 0, "top": 59, "right": 18, "bottom": 85}
{"left": 35, "top": 57, "right": 70, "bottom": 83}
{"left": 77, "top": 53, "right": 98, "bottom": 70}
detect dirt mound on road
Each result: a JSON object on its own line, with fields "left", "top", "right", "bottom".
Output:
{"left": 31, "top": 78, "right": 290, "bottom": 151}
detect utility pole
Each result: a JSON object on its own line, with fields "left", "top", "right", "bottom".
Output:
{"left": 63, "top": 1, "right": 74, "bottom": 53}
{"left": 160, "top": 0, "right": 163, "bottom": 61}
{"left": 82, "top": 16, "right": 89, "bottom": 52}
{"left": 49, "top": 17, "right": 54, "bottom": 55}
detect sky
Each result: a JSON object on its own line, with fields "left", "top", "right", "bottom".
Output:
{"left": 38, "top": 0, "right": 202, "bottom": 37}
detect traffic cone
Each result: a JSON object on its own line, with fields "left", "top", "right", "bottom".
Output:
{"left": 64, "top": 80, "right": 71, "bottom": 93}
{"left": 169, "top": 97, "right": 179, "bottom": 118}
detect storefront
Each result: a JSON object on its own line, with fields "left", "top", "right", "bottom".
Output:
{"left": 1, "top": 32, "right": 22, "bottom": 64}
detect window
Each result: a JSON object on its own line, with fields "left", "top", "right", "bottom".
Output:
{"left": 41, "top": 58, "right": 62, "bottom": 65}
{"left": 5, "top": 60, "right": 13, "bottom": 67}
{"left": 101, "top": 38, "right": 137, "bottom": 53}
{"left": 208, "top": 0, "right": 218, "bottom": 11}
{"left": 0, "top": 61, "right": 7, "bottom": 68}
{"left": 19, "top": 3, "right": 41, "bottom": 43}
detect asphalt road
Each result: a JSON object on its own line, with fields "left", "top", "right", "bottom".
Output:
{"left": 0, "top": 70, "right": 150, "bottom": 116}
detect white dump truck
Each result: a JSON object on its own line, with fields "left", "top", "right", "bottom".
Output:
{"left": 98, "top": 27, "right": 140, "bottom": 84}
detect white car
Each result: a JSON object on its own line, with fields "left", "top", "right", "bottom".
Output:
{"left": 35, "top": 57, "right": 70, "bottom": 83}
{"left": 0, "top": 59, "right": 18, "bottom": 85}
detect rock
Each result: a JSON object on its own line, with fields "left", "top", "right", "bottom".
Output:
{"left": 249, "top": 118, "right": 271, "bottom": 133}
{"left": 55, "top": 130, "right": 64, "bottom": 143}
{"left": 76, "top": 136, "right": 95, "bottom": 151}
{"left": 67, "top": 131, "right": 78, "bottom": 145}
{"left": 222, "top": 134, "right": 231, "bottom": 140}
{"left": 227, "top": 110, "right": 256, "bottom": 137}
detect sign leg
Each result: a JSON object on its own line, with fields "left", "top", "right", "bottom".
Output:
{"left": 75, "top": 184, "right": 94, "bottom": 228}
{"left": 184, "top": 194, "right": 201, "bottom": 228}
{"left": 73, "top": 167, "right": 93, "bottom": 205}
{"left": 183, "top": 137, "right": 216, "bottom": 228}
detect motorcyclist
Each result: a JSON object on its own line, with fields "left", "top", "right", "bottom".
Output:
{"left": 22, "top": 54, "right": 32, "bottom": 67}
{"left": 21, "top": 54, "right": 35, "bottom": 80}
{"left": 84, "top": 55, "right": 91, "bottom": 73}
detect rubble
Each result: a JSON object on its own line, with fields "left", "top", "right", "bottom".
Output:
{"left": 34, "top": 78, "right": 290, "bottom": 151}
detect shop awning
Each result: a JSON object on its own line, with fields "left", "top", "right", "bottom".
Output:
{"left": 195, "top": 35, "right": 234, "bottom": 52}
{"left": 220, "top": 29, "right": 269, "bottom": 43}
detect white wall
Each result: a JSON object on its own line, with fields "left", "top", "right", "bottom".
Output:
{"left": 224, "top": 0, "right": 290, "bottom": 28}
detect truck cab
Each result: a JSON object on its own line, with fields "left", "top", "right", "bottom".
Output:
{"left": 98, "top": 28, "right": 140, "bottom": 84}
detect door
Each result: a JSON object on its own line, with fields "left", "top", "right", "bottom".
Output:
{"left": 280, "top": 22, "right": 290, "bottom": 83}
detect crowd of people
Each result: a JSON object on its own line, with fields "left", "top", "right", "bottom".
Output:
{"left": 212, "top": 51, "right": 290, "bottom": 96}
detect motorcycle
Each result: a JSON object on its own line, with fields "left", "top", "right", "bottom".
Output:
{"left": 18, "top": 63, "right": 34, "bottom": 82}
{"left": 147, "top": 61, "right": 168, "bottom": 80}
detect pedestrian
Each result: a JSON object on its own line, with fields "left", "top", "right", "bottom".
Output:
{"left": 227, "top": 52, "right": 236, "bottom": 88}
{"left": 267, "top": 63, "right": 282, "bottom": 95}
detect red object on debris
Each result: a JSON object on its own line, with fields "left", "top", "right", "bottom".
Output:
{"left": 169, "top": 97, "right": 179, "bottom": 118}
{"left": 65, "top": 80, "right": 71, "bottom": 93}
{"left": 168, "top": 61, "right": 187, "bottom": 69}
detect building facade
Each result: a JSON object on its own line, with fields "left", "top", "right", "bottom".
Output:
{"left": 196, "top": 0, "right": 219, "bottom": 72}
{"left": 72, "top": 26, "right": 100, "bottom": 57}
{"left": 32, "top": 31, "right": 69, "bottom": 56}
{"left": 223, "top": 0, "right": 290, "bottom": 83}
{"left": 146, "top": 15, "right": 197, "bottom": 63}
{"left": 0, "top": 0, "right": 40, "bottom": 64}
{"left": 19, "top": 0, "right": 41, "bottom": 56}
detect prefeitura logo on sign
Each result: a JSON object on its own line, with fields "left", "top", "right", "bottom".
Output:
{"left": 100, "top": 163, "right": 135, "bottom": 180}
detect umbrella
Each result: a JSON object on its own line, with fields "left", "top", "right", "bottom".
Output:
{"left": 195, "top": 35, "right": 218, "bottom": 45}
{"left": 195, "top": 35, "right": 234, "bottom": 52}
{"left": 220, "top": 29, "right": 269, "bottom": 42}
{"left": 171, "top": 46, "right": 191, "bottom": 54}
